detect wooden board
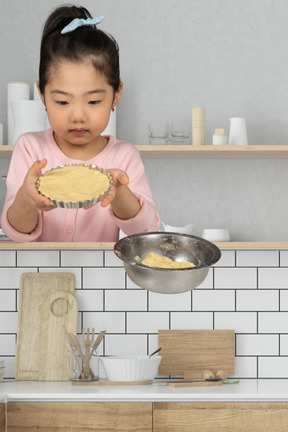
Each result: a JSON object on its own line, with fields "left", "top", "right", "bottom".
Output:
{"left": 158, "top": 330, "right": 234, "bottom": 377}
{"left": 72, "top": 380, "right": 152, "bottom": 386}
{"left": 168, "top": 380, "right": 222, "bottom": 388}
{"left": 38, "top": 290, "right": 78, "bottom": 381}
{"left": 15, "top": 273, "right": 75, "bottom": 380}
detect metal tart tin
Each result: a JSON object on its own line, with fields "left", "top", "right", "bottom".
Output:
{"left": 37, "top": 163, "right": 113, "bottom": 209}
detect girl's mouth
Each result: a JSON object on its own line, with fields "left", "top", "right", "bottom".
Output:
{"left": 70, "top": 128, "right": 88, "bottom": 136}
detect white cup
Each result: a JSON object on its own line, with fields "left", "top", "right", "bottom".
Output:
{"left": 201, "top": 229, "right": 230, "bottom": 242}
{"left": 160, "top": 221, "right": 194, "bottom": 235}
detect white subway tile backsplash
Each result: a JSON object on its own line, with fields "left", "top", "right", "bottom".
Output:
{"left": 259, "top": 312, "right": 288, "bottom": 333}
{"left": 104, "top": 250, "right": 123, "bottom": 267}
{"left": 280, "top": 290, "right": 288, "bottom": 311}
{"left": 0, "top": 250, "right": 15, "bottom": 267}
{"left": 258, "top": 268, "right": 288, "bottom": 289}
{"left": 127, "top": 312, "right": 169, "bottom": 333}
{"left": 105, "top": 334, "right": 147, "bottom": 356}
{"left": 0, "top": 335, "right": 16, "bottom": 355}
{"left": 149, "top": 291, "right": 191, "bottom": 311}
{"left": 236, "top": 290, "right": 279, "bottom": 311}
{"left": 171, "top": 312, "right": 213, "bottom": 329}
{"left": 105, "top": 290, "right": 147, "bottom": 311}
{"left": 61, "top": 250, "right": 103, "bottom": 267}
{"left": 193, "top": 290, "right": 235, "bottom": 311}
{"left": 39, "top": 267, "right": 81, "bottom": 288}
{"left": 0, "top": 312, "right": 18, "bottom": 332}
{"left": 258, "top": 357, "right": 288, "bottom": 378}
{"left": 83, "top": 312, "right": 126, "bottom": 333}
{"left": 0, "top": 268, "right": 36, "bottom": 288}
{"left": 280, "top": 250, "right": 288, "bottom": 266}
{"left": 214, "top": 250, "right": 235, "bottom": 267}
{"left": 3, "top": 246, "right": 288, "bottom": 379}
{"left": 236, "top": 250, "right": 279, "bottom": 267}
{"left": 17, "top": 250, "right": 59, "bottom": 267}
{"left": 83, "top": 268, "right": 125, "bottom": 289}
{"left": 236, "top": 334, "right": 279, "bottom": 356}
{"left": 0, "top": 290, "right": 15, "bottom": 311}
{"left": 215, "top": 268, "right": 257, "bottom": 289}
{"left": 214, "top": 312, "right": 257, "bottom": 333}
{"left": 75, "top": 289, "right": 103, "bottom": 312}
{"left": 280, "top": 335, "right": 288, "bottom": 355}
{"left": 234, "top": 356, "right": 257, "bottom": 378}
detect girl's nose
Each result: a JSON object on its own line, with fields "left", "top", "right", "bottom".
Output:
{"left": 70, "top": 105, "right": 87, "bottom": 123}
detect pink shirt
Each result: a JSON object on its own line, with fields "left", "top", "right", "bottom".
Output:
{"left": 1, "top": 130, "right": 160, "bottom": 242}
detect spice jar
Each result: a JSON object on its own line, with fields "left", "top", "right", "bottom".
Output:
{"left": 212, "top": 128, "right": 227, "bottom": 145}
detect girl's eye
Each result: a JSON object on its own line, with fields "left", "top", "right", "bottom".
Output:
{"left": 89, "top": 100, "right": 101, "bottom": 105}
{"left": 56, "top": 101, "right": 68, "bottom": 106}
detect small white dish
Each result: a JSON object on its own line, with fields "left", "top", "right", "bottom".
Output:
{"left": 201, "top": 229, "right": 230, "bottom": 242}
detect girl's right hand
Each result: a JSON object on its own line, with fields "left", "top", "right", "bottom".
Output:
{"left": 18, "top": 159, "right": 55, "bottom": 212}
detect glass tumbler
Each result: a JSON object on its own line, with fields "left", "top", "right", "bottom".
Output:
{"left": 148, "top": 123, "right": 169, "bottom": 145}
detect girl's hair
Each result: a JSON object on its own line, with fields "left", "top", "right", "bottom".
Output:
{"left": 39, "top": 4, "right": 120, "bottom": 95}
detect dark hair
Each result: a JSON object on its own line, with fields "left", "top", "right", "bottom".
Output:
{"left": 39, "top": 4, "right": 120, "bottom": 94}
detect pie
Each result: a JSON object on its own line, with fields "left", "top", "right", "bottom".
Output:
{"left": 37, "top": 164, "right": 112, "bottom": 206}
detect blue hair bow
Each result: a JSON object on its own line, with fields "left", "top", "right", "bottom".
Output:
{"left": 61, "top": 15, "right": 104, "bottom": 34}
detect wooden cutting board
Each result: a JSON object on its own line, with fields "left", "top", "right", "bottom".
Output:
{"left": 38, "top": 290, "right": 78, "bottom": 381}
{"left": 158, "top": 330, "right": 234, "bottom": 377}
{"left": 15, "top": 273, "right": 75, "bottom": 380}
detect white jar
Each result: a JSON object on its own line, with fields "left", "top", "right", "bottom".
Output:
{"left": 212, "top": 128, "right": 227, "bottom": 145}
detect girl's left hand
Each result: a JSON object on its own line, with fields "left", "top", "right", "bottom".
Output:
{"left": 98, "top": 169, "right": 129, "bottom": 208}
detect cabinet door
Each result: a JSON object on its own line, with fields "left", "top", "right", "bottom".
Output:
{"left": 7, "top": 402, "right": 152, "bottom": 432}
{"left": 153, "top": 402, "right": 288, "bottom": 432}
{"left": 0, "top": 404, "right": 4, "bottom": 432}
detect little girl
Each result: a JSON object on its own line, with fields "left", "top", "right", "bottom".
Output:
{"left": 1, "top": 5, "right": 159, "bottom": 242}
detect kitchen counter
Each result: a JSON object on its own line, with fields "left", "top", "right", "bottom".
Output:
{"left": 2, "top": 379, "right": 288, "bottom": 403}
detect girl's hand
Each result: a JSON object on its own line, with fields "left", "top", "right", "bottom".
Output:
{"left": 99, "top": 169, "right": 129, "bottom": 208}
{"left": 18, "top": 159, "right": 55, "bottom": 212}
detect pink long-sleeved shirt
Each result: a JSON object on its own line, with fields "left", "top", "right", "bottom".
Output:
{"left": 1, "top": 130, "right": 159, "bottom": 242}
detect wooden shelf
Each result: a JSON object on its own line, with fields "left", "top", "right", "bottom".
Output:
{"left": 137, "top": 145, "right": 288, "bottom": 159}
{"left": 0, "top": 241, "right": 287, "bottom": 250}
{"left": 2, "top": 145, "right": 288, "bottom": 159}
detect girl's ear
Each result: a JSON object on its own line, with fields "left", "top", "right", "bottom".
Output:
{"left": 36, "top": 81, "right": 45, "bottom": 106}
{"left": 112, "top": 81, "right": 123, "bottom": 109}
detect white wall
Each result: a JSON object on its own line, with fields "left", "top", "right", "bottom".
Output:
{"left": 1, "top": 0, "right": 288, "bottom": 240}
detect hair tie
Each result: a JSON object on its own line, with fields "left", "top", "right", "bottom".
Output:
{"left": 61, "top": 15, "right": 104, "bottom": 34}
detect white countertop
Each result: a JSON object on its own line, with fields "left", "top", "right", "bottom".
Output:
{"left": 2, "top": 379, "right": 288, "bottom": 403}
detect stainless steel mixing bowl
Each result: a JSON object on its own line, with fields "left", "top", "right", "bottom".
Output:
{"left": 114, "top": 232, "right": 221, "bottom": 294}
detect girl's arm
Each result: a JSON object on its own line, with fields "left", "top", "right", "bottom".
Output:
{"left": 7, "top": 159, "right": 54, "bottom": 234}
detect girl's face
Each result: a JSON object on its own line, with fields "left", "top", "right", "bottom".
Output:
{"left": 38, "top": 60, "right": 122, "bottom": 158}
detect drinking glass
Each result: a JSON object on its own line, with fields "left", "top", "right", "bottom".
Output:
{"left": 170, "top": 121, "right": 191, "bottom": 145}
{"left": 148, "top": 123, "right": 169, "bottom": 145}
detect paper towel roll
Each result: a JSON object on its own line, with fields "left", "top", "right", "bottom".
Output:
{"left": 102, "top": 107, "right": 116, "bottom": 137}
{"left": 7, "top": 82, "right": 30, "bottom": 145}
{"left": 33, "top": 82, "right": 50, "bottom": 130}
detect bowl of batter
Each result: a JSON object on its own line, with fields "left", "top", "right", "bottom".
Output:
{"left": 114, "top": 232, "right": 221, "bottom": 294}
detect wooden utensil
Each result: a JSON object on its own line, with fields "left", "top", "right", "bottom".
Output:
{"left": 15, "top": 273, "right": 75, "bottom": 380}
{"left": 158, "top": 330, "right": 234, "bottom": 377}
{"left": 82, "top": 328, "right": 95, "bottom": 379}
{"left": 89, "top": 330, "right": 106, "bottom": 360}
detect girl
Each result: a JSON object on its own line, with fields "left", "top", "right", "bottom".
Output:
{"left": 1, "top": 5, "right": 159, "bottom": 242}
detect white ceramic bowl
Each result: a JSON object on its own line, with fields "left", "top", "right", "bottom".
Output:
{"left": 100, "top": 355, "right": 162, "bottom": 382}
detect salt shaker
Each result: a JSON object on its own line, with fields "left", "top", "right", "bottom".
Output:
{"left": 212, "top": 129, "right": 227, "bottom": 145}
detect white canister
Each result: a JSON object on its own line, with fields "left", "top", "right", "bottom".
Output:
{"left": 7, "top": 82, "right": 30, "bottom": 145}
{"left": 11, "top": 100, "right": 47, "bottom": 144}
{"left": 228, "top": 117, "right": 248, "bottom": 146}
{"left": 0, "top": 123, "right": 3, "bottom": 146}
{"left": 102, "top": 107, "right": 116, "bottom": 137}
{"left": 212, "top": 128, "right": 227, "bottom": 145}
